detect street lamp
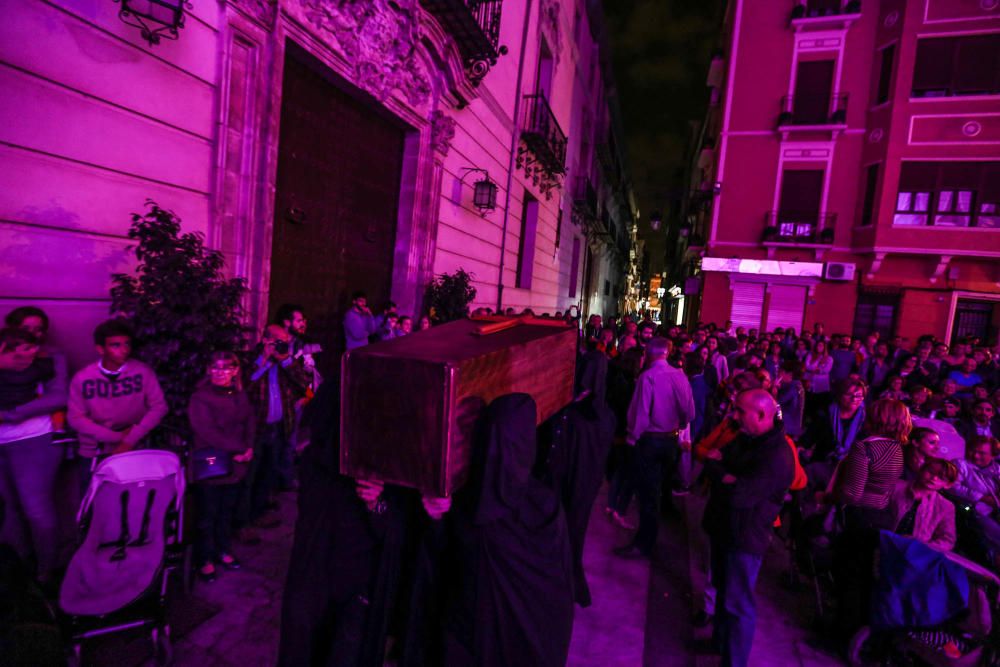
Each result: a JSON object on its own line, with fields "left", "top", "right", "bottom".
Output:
{"left": 649, "top": 210, "right": 663, "bottom": 232}
{"left": 114, "top": 0, "right": 190, "bottom": 45}
{"left": 461, "top": 168, "right": 498, "bottom": 213}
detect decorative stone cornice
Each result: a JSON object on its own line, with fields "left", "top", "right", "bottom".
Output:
{"left": 228, "top": 0, "right": 278, "bottom": 30}
{"left": 430, "top": 111, "right": 457, "bottom": 157}
{"left": 300, "top": 0, "right": 432, "bottom": 107}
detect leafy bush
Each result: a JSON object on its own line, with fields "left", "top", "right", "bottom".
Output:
{"left": 111, "top": 201, "right": 249, "bottom": 424}
{"left": 425, "top": 269, "right": 477, "bottom": 323}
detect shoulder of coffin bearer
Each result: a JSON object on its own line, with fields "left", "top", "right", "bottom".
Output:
{"left": 340, "top": 317, "right": 577, "bottom": 497}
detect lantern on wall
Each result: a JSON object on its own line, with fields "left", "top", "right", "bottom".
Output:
{"left": 473, "top": 178, "right": 498, "bottom": 212}
{"left": 461, "top": 168, "right": 498, "bottom": 213}
{"left": 115, "top": 0, "right": 190, "bottom": 46}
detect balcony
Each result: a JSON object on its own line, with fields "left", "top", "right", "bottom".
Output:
{"left": 789, "top": 0, "right": 861, "bottom": 29}
{"left": 421, "top": 0, "right": 506, "bottom": 85}
{"left": 517, "top": 93, "right": 567, "bottom": 198}
{"left": 762, "top": 211, "right": 836, "bottom": 246}
{"left": 777, "top": 94, "right": 848, "bottom": 129}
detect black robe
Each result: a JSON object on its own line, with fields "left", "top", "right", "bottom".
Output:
{"left": 277, "top": 379, "right": 407, "bottom": 667}
{"left": 406, "top": 394, "right": 575, "bottom": 667}
{"left": 546, "top": 351, "right": 617, "bottom": 606}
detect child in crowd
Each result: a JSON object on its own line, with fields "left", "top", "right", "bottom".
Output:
{"left": 879, "top": 375, "right": 907, "bottom": 402}
{"left": 188, "top": 351, "right": 255, "bottom": 582}
{"left": 950, "top": 436, "right": 1000, "bottom": 568}
{"left": 67, "top": 318, "right": 168, "bottom": 467}
{"left": 889, "top": 458, "right": 958, "bottom": 551}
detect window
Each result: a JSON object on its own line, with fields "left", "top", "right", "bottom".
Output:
{"left": 893, "top": 162, "right": 1000, "bottom": 228}
{"left": 568, "top": 238, "right": 581, "bottom": 297}
{"left": 536, "top": 40, "right": 554, "bottom": 101}
{"left": 604, "top": 280, "right": 611, "bottom": 296}
{"left": 853, "top": 292, "right": 899, "bottom": 339}
{"left": 876, "top": 45, "right": 895, "bottom": 104}
{"left": 516, "top": 194, "right": 539, "bottom": 289}
{"left": 861, "top": 163, "right": 879, "bottom": 227}
{"left": 777, "top": 170, "right": 825, "bottom": 237}
{"left": 912, "top": 35, "right": 1000, "bottom": 98}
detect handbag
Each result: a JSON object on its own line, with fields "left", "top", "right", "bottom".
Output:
{"left": 192, "top": 447, "right": 234, "bottom": 482}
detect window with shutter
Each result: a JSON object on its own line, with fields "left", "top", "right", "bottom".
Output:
{"left": 730, "top": 282, "right": 765, "bottom": 331}
{"left": 861, "top": 164, "right": 879, "bottom": 227}
{"left": 894, "top": 163, "right": 936, "bottom": 226}
{"left": 913, "top": 38, "right": 956, "bottom": 97}
{"left": 954, "top": 35, "right": 997, "bottom": 96}
{"left": 978, "top": 164, "right": 1000, "bottom": 228}
{"left": 765, "top": 285, "right": 806, "bottom": 333}
{"left": 876, "top": 45, "right": 895, "bottom": 105}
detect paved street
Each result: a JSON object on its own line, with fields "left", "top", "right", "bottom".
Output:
{"left": 78, "top": 486, "right": 844, "bottom": 666}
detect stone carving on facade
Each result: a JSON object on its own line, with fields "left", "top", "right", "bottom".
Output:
{"left": 430, "top": 111, "right": 457, "bottom": 156}
{"left": 231, "top": 0, "right": 278, "bottom": 29}
{"left": 539, "top": 0, "right": 562, "bottom": 65}
{"left": 300, "top": 0, "right": 432, "bottom": 107}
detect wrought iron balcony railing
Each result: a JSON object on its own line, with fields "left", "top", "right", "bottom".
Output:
{"left": 762, "top": 211, "right": 836, "bottom": 244}
{"left": 421, "top": 0, "right": 506, "bottom": 85}
{"left": 777, "top": 94, "right": 848, "bottom": 127}
{"left": 517, "top": 93, "right": 567, "bottom": 198}
{"left": 790, "top": 0, "right": 861, "bottom": 21}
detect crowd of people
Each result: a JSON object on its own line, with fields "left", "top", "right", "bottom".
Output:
{"left": 3, "top": 297, "right": 1000, "bottom": 665}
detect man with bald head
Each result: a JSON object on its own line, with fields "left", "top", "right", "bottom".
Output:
{"left": 700, "top": 389, "right": 794, "bottom": 667}
{"left": 244, "top": 324, "right": 312, "bottom": 528}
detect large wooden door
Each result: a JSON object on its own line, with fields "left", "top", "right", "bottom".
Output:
{"left": 269, "top": 48, "right": 407, "bottom": 362}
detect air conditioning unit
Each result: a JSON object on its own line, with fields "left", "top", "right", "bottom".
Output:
{"left": 824, "top": 262, "right": 856, "bottom": 281}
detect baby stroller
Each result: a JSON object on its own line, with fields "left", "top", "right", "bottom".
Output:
{"left": 848, "top": 531, "right": 1000, "bottom": 667}
{"left": 59, "top": 450, "right": 187, "bottom": 664}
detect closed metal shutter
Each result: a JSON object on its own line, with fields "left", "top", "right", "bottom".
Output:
{"left": 730, "top": 282, "right": 765, "bottom": 331}
{"left": 765, "top": 284, "right": 806, "bottom": 333}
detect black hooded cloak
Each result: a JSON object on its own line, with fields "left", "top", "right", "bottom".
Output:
{"left": 544, "top": 351, "right": 617, "bottom": 606}
{"left": 277, "top": 379, "right": 408, "bottom": 667}
{"left": 408, "top": 394, "right": 575, "bottom": 667}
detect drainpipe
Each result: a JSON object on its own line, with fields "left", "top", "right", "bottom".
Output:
{"left": 497, "top": 0, "right": 535, "bottom": 313}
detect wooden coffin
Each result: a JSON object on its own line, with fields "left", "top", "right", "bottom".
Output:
{"left": 340, "top": 317, "right": 577, "bottom": 496}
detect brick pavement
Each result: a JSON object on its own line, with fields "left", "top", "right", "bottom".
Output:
{"left": 75, "top": 486, "right": 843, "bottom": 666}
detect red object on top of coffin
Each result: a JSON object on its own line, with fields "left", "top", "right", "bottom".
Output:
{"left": 340, "top": 316, "right": 577, "bottom": 496}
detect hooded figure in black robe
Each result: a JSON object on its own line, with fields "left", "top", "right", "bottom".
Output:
{"left": 543, "top": 351, "right": 617, "bottom": 606}
{"left": 405, "top": 393, "right": 575, "bottom": 667}
{"left": 277, "top": 378, "right": 408, "bottom": 667}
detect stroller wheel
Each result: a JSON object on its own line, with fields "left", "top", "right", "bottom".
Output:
{"left": 848, "top": 626, "right": 871, "bottom": 667}
{"left": 153, "top": 627, "right": 173, "bottom": 666}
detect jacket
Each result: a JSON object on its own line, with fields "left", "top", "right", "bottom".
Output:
{"left": 247, "top": 356, "right": 311, "bottom": 439}
{"left": 188, "top": 384, "right": 256, "bottom": 484}
{"left": 702, "top": 423, "right": 795, "bottom": 556}
{"left": 888, "top": 481, "right": 956, "bottom": 551}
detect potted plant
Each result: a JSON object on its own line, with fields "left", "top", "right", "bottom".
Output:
{"left": 111, "top": 201, "right": 249, "bottom": 428}
{"left": 425, "top": 269, "right": 477, "bottom": 324}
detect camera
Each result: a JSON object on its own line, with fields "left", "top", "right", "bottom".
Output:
{"left": 273, "top": 340, "right": 290, "bottom": 355}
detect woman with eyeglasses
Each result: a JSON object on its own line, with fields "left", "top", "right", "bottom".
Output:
{"left": 188, "top": 351, "right": 255, "bottom": 582}
{"left": 799, "top": 378, "right": 868, "bottom": 505}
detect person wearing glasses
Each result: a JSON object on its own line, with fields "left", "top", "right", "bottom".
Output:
{"left": 800, "top": 378, "right": 868, "bottom": 497}
{"left": 188, "top": 351, "right": 254, "bottom": 582}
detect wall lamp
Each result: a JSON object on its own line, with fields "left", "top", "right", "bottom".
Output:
{"left": 460, "top": 168, "right": 498, "bottom": 213}
{"left": 115, "top": 0, "right": 191, "bottom": 46}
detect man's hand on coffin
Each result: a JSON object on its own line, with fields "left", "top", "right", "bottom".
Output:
{"left": 421, "top": 496, "right": 452, "bottom": 521}
{"left": 356, "top": 479, "right": 385, "bottom": 511}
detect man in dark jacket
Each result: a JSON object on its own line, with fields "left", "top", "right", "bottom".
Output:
{"left": 701, "top": 389, "right": 794, "bottom": 667}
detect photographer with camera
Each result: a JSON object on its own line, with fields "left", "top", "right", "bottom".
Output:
{"left": 241, "top": 325, "right": 311, "bottom": 533}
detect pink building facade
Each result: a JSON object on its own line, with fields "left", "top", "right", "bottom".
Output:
{"left": 1, "top": 0, "right": 633, "bottom": 370}
{"left": 672, "top": 0, "right": 1000, "bottom": 345}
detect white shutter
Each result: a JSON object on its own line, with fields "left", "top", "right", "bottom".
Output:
{"left": 765, "top": 284, "right": 806, "bottom": 333}
{"left": 730, "top": 282, "right": 765, "bottom": 330}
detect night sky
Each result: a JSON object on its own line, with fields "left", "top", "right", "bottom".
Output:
{"left": 602, "top": 0, "right": 725, "bottom": 274}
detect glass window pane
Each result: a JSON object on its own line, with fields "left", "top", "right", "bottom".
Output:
{"left": 896, "top": 192, "right": 912, "bottom": 211}
{"left": 934, "top": 214, "right": 971, "bottom": 227}
{"left": 915, "top": 192, "right": 931, "bottom": 211}
{"left": 957, "top": 190, "right": 973, "bottom": 213}
{"left": 894, "top": 213, "right": 927, "bottom": 226}
{"left": 982, "top": 202, "right": 997, "bottom": 214}
{"left": 976, "top": 215, "right": 1000, "bottom": 228}
{"left": 939, "top": 190, "right": 953, "bottom": 212}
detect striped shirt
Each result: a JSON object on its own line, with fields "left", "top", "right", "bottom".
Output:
{"left": 837, "top": 436, "right": 904, "bottom": 510}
